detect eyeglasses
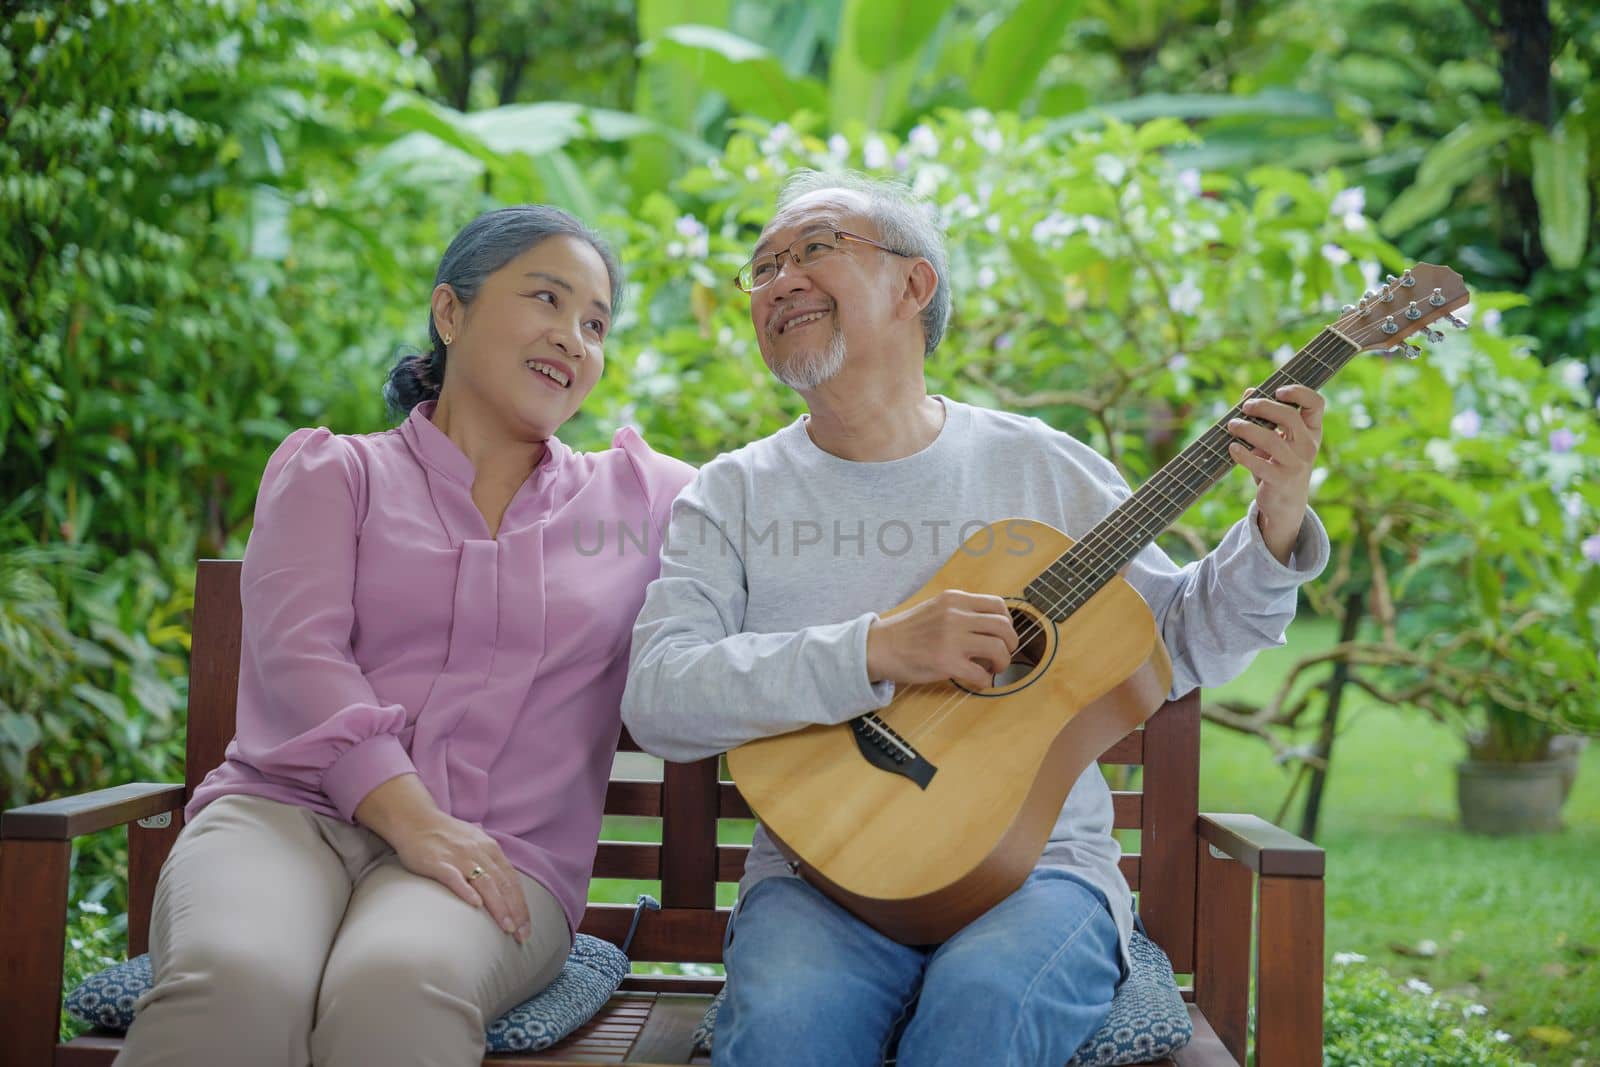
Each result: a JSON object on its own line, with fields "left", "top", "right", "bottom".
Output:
{"left": 735, "top": 230, "right": 910, "bottom": 292}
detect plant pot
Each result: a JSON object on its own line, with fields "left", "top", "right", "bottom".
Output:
{"left": 1455, "top": 758, "right": 1570, "bottom": 835}
{"left": 1549, "top": 734, "right": 1589, "bottom": 804}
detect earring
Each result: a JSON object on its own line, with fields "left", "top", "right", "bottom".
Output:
{"left": 442, "top": 333, "right": 454, "bottom": 345}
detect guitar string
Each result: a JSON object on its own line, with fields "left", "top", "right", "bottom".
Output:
{"left": 891, "top": 325, "right": 1368, "bottom": 747}
{"left": 894, "top": 332, "right": 1350, "bottom": 744}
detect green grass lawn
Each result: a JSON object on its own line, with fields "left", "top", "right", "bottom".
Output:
{"left": 1203, "top": 617, "right": 1600, "bottom": 1067}
{"left": 594, "top": 615, "right": 1599, "bottom": 1063}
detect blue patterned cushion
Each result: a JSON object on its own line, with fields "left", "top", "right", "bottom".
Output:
{"left": 64, "top": 953, "right": 153, "bottom": 1029}
{"left": 690, "top": 928, "right": 1192, "bottom": 1066}
{"left": 65, "top": 934, "right": 631, "bottom": 1052}
{"left": 485, "top": 934, "right": 630, "bottom": 1053}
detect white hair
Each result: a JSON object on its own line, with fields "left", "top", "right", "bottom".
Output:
{"left": 774, "top": 170, "right": 951, "bottom": 356}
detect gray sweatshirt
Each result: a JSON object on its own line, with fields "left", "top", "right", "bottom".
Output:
{"left": 621, "top": 397, "right": 1328, "bottom": 961}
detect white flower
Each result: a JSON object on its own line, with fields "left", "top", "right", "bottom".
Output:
{"left": 908, "top": 124, "right": 939, "bottom": 156}
{"left": 1424, "top": 438, "right": 1459, "bottom": 473}
{"left": 1167, "top": 277, "right": 1204, "bottom": 316}
{"left": 634, "top": 349, "right": 662, "bottom": 376}
{"left": 675, "top": 215, "right": 705, "bottom": 239}
{"left": 863, "top": 135, "right": 889, "bottom": 170}
{"left": 1177, "top": 168, "right": 1202, "bottom": 198}
{"left": 1309, "top": 467, "right": 1328, "bottom": 493}
{"left": 1322, "top": 243, "right": 1352, "bottom": 266}
{"left": 985, "top": 214, "right": 1002, "bottom": 235}
{"left": 1168, "top": 353, "right": 1189, "bottom": 371}
{"left": 827, "top": 133, "right": 849, "bottom": 160}
{"left": 78, "top": 900, "right": 108, "bottom": 916}
{"left": 974, "top": 126, "right": 1003, "bottom": 154}
{"left": 976, "top": 266, "right": 997, "bottom": 289}
{"left": 1450, "top": 409, "right": 1482, "bottom": 438}
{"left": 1095, "top": 155, "right": 1127, "bottom": 185}
{"left": 1360, "top": 260, "right": 1382, "bottom": 292}
{"left": 1464, "top": 1003, "right": 1489, "bottom": 1017}
{"left": 744, "top": 164, "right": 761, "bottom": 181}
{"left": 666, "top": 241, "right": 685, "bottom": 258}
{"left": 1482, "top": 308, "right": 1502, "bottom": 330}
{"left": 1405, "top": 978, "right": 1434, "bottom": 995}
{"left": 1332, "top": 951, "right": 1368, "bottom": 966}
{"left": 1560, "top": 360, "right": 1589, "bottom": 388}
{"left": 1031, "top": 213, "right": 1078, "bottom": 244}
{"left": 1494, "top": 1031, "right": 1511, "bottom": 1043}
{"left": 760, "top": 123, "right": 795, "bottom": 155}
{"left": 1273, "top": 343, "right": 1295, "bottom": 366}
{"left": 1331, "top": 186, "right": 1367, "bottom": 228}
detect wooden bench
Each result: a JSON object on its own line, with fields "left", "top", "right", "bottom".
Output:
{"left": 1, "top": 559, "right": 1326, "bottom": 1066}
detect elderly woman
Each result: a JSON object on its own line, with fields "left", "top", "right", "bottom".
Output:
{"left": 117, "top": 205, "right": 692, "bottom": 1067}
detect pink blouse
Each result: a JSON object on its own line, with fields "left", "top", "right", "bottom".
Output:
{"left": 188, "top": 401, "right": 695, "bottom": 933}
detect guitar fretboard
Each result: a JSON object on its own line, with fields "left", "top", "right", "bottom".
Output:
{"left": 1023, "top": 327, "right": 1359, "bottom": 620}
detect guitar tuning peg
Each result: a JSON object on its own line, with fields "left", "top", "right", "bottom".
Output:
{"left": 1387, "top": 343, "right": 1421, "bottom": 360}
{"left": 1446, "top": 314, "right": 1467, "bottom": 329}
{"left": 1425, "top": 328, "right": 1445, "bottom": 343}
{"left": 1385, "top": 273, "right": 1399, "bottom": 284}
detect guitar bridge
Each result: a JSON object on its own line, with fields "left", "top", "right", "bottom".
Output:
{"left": 850, "top": 713, "right": 937, "bottom": 789}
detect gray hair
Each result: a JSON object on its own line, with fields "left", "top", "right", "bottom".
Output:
{"left": 384, "top": 204, "right": 623, "bottom": 416}
{"left": 775, "top": 170, "right": 951, "bottom": 356}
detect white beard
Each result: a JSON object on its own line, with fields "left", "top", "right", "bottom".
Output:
{"left": 772, "top": 327, "right": 847, "bottom": 391}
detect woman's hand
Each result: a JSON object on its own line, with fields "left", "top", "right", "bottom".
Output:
{"left": 354, "top": 774, "right": 531, "bottom": 943}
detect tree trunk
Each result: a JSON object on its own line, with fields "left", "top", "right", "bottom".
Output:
{"left": 1498, "top": 0, "right": 1553, "bottom": 267}
{"left": 1299, "top": 590, "right": 1365, "bottom": 841}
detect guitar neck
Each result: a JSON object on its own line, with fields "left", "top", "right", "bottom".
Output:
{"left": 1024, "top": 326, "right": 1359, "bottom": 620}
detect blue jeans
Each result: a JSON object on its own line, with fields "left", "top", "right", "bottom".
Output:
{"left": 714, "top": 868, "right": 1121, "bottom": 1067}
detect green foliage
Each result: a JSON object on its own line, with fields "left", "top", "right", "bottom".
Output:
{"left": 0, "top": 0, "right": 454, "bottom": 805}
{"left": 1308, "top": 307, "right": 1600, "bottom": 758}
{"left": 1324, "top": 957, "right": 1532, "bottom": 1066}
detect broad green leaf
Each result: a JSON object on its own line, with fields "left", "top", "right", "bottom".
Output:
{"left": 1377, "top": 177, "right": 1456, "bottom": 237}
{"left": 1414, "top": 118, "right": 1520, "bottom": 188}
{"left": 970, "top": 0, "right": 1082, "bottom": 112}
{"left": 829, "top": 0, "right": 917, "bottom": 129}
{"left": 1530, "top": 117, "right": 1591, "bottom": 270}
{"left": 642, "top": 26, "right": 827, "bottom": 121}
{"left": 1045, "top": 90, "right": 1332, "bottom": 135}
{"left": 850, "top": 0, "right": 957, "bottom": 71}
{"left": 1379, "top": 118, "right": 1523, "bottom": 236}
{"left": 633, "top": 0, "right": 733, "bottom": 197}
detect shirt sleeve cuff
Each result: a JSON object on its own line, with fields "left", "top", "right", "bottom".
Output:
{"left": 321, "top": 733, "right": 418, "bottom": 822}
{"left": 850, "top": 612, "right": 897, "bottom": 714}
{"left": 1243, "top": 501, "right": 1331, "bottom": 581}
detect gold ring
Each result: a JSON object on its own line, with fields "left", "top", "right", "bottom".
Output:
{"left": 466, "top": 864, "right": 486, "bottom": 882}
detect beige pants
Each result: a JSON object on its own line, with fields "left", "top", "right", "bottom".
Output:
{"left": 115, "top": 793, "right": 571, "bottom": 1067}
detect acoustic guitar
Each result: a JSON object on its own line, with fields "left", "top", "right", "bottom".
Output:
{"left": 726, "top": 263, "right": 1470, "bottom": 944}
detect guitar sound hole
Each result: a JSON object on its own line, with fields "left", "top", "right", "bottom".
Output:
{"left": 991, "top": 607, "right": 1051, "bottom": 687}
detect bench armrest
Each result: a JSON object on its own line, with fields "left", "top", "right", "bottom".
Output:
{"left": 1197, "top": 811, "right": 1324, "bottom": 877}
{"left": 1194, "top": 812, "right": 1325, "bottom": 1067}
{"left": 1, "top": 782, "right": 185, "bottom": 841}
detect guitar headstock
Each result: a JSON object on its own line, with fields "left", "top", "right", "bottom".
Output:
{"left": 1332, "top": 263, "right": 1470, "bottom": 355}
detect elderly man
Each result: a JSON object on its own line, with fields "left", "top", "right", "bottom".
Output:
{"left": 621, "top": 171, "right": 1329, "bottom": 1067}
